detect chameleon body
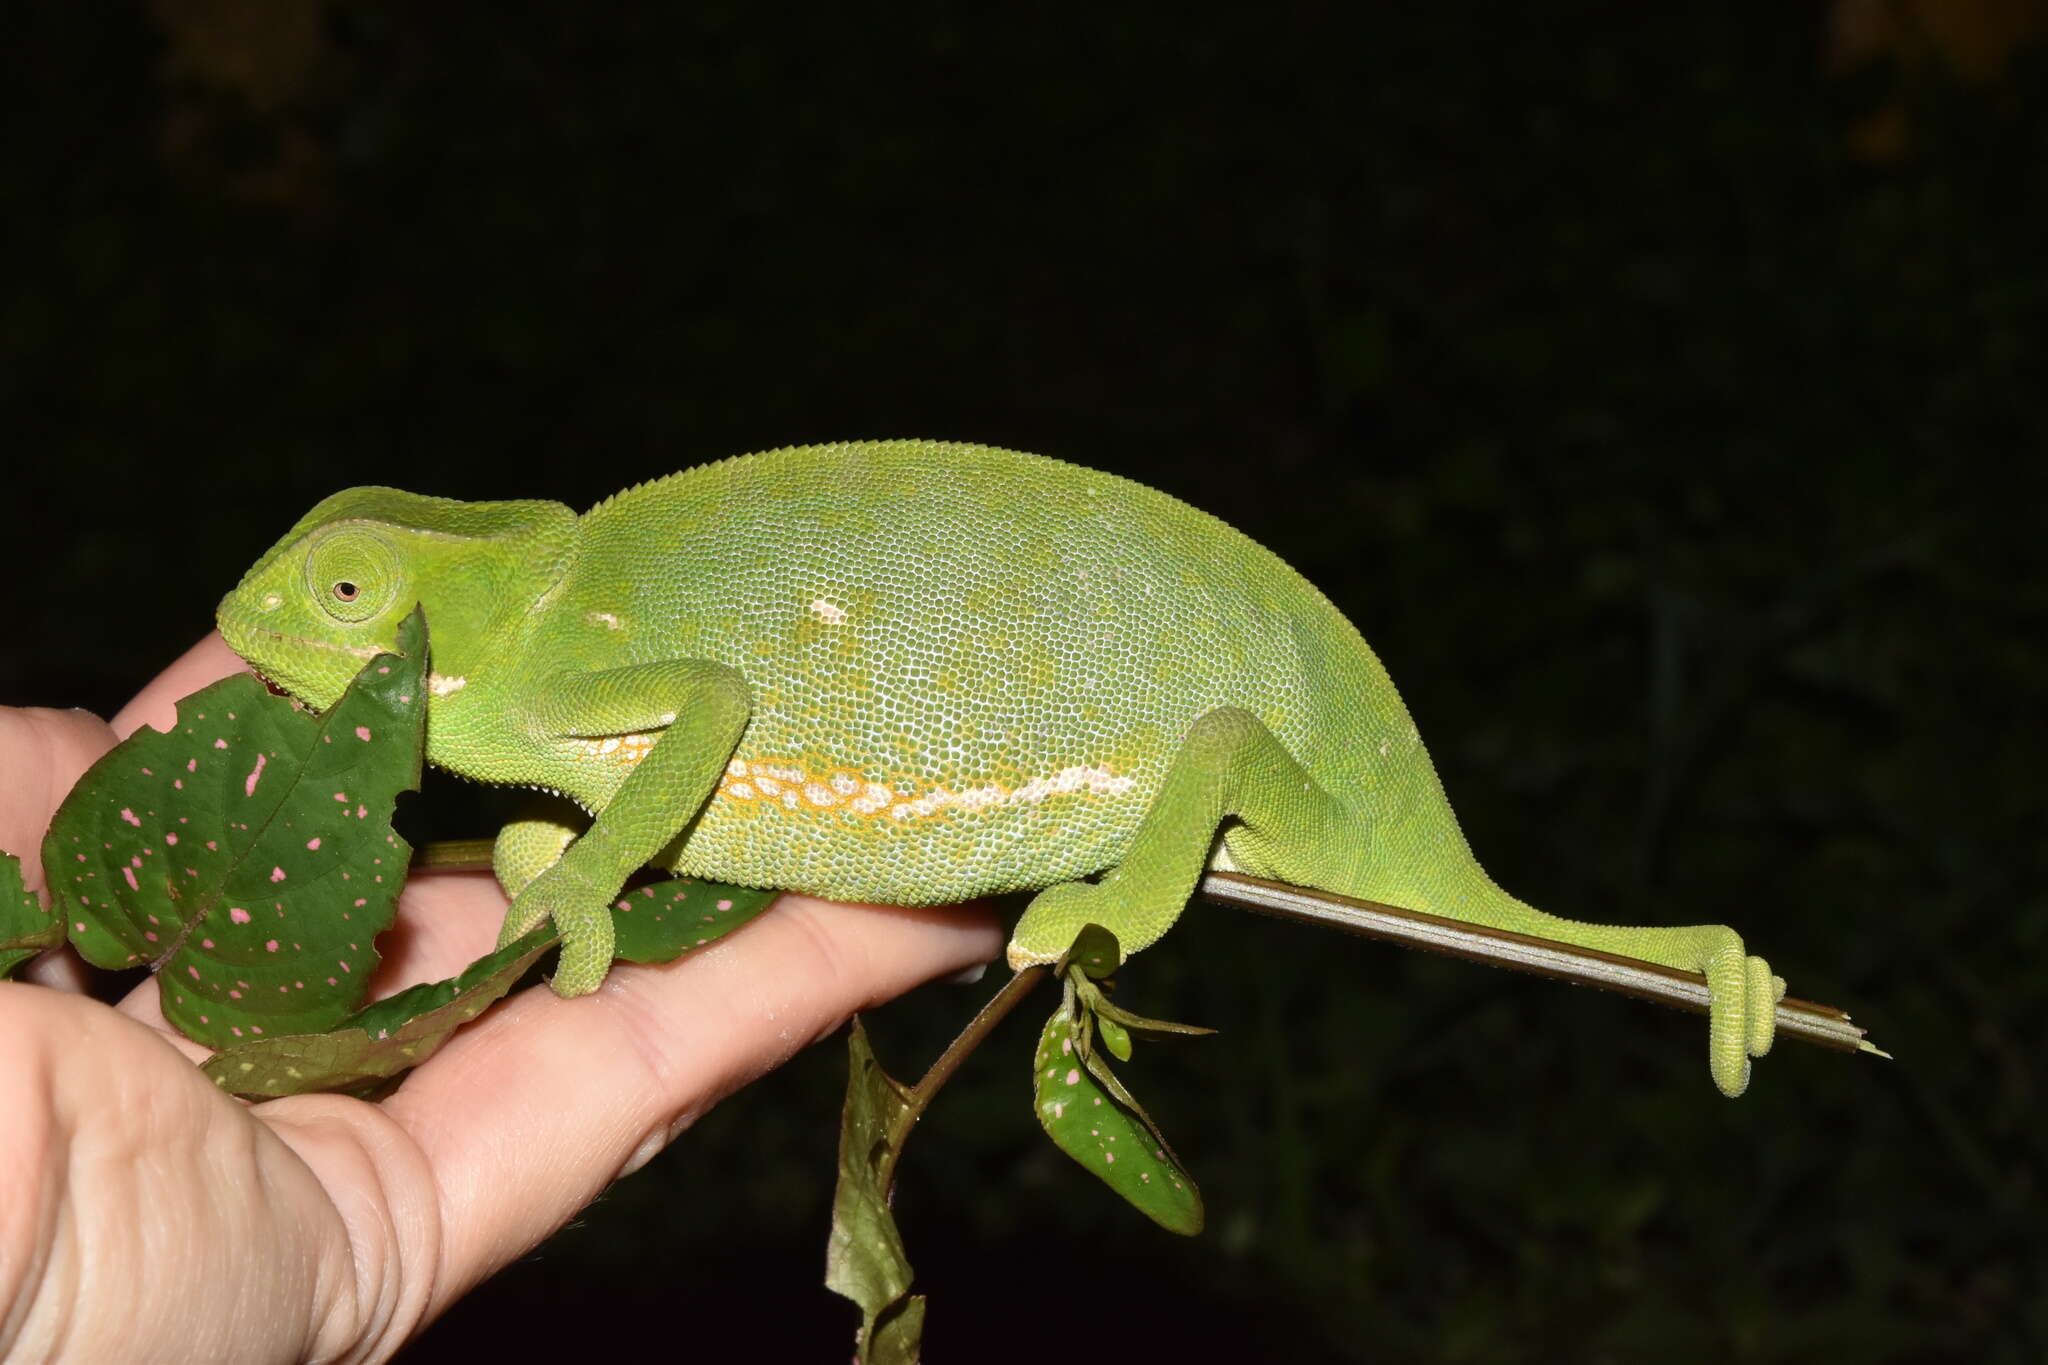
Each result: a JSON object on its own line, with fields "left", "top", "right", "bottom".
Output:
{"left": 217, "top": 440, "right": 1782, "bottom": 1096}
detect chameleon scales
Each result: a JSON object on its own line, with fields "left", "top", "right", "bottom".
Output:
{"left": 217, "top": 440, "right": 1784, "bottom": 1096}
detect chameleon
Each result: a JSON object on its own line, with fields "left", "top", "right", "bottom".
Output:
{"left": 216, "top": 439, "right": 1784, "bottom": 1097}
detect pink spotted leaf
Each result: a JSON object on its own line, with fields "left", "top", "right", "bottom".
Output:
{"left": 204, "top": 876, "right": 781, "bottom": 1098}
{"left": 1031, "top": 1003, "right": 1204, "bottom": 1236}
{"left": 204, "top": 923, "right": 557, "bottom": 1098}
{"left": 40, "top": 610, "right": 428, "bottom": 1049}
{"left": 608, "top": 877, "right": 778, "bottom": 963}
{"left": 0, "top": 851, "right": 64, "bottom": 980}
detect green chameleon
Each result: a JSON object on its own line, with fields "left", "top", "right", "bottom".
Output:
{"left": 217, "top": 440, "right": 1783, "bottom": 1097}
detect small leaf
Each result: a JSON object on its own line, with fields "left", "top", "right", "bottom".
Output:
{"left": 1031, "top": 1005, "right": 1203, "bottom": 1234}
{"left": 0, "top": 852, "right": 64, "bottom": 980}
{"left": 42, "top": 609, "right": 429, "bottom": 1049}
{"left": 825, "top": 1019, "right": 925, "bottom": 1362}
{"left": 1088, "top": 991, "right": 1219, "bottom": 1041}
{"left": 608, "top": 878, "right": 777, "bottom": 963}
{"left": 867, "top": 1295, "right": 926, "bottom": 1365}
{"left": 203, "top": 925, "right": 556, "bottom": 1098}
{"left": 1063, "top": 921, "right": 1120, "bottom": 979}
{"left": 1096, "top": 1012, "right": 1132, "bottom": 1062}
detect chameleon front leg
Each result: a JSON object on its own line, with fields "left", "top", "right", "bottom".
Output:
{"left": 502, "top": 659, "right": 752, "bottom": 995}
{"left": 1008, "top": 706, "right": 1351, "bottom": 968}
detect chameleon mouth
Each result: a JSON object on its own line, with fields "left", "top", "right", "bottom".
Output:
{"left": 221, "top": 621, "right": 389, "bottom": 709}
{"left": 238, "top": 625, "right": 387, "bottom": 662}
{"left": 244, "top": 663, "right": 324, "bottom": 713}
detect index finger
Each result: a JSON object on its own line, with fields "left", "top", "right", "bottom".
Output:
{"left": 110, "top": 632, "right": 247, "bottom": 740}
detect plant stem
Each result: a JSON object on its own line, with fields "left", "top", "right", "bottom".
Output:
{"left": 883, "top": 966, "right": 1049, "bottom": 1162}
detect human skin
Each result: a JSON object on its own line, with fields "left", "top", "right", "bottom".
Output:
{"left": 0, "top": 634, "right": 1002, "bottom": 1363}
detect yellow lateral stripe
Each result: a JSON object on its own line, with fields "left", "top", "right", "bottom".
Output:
{"left": 718, "top": 756, "right": 1136, "bottom": 821}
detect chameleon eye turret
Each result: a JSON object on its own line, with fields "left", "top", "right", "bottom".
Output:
{"left": 305, "top": 528, "right": 402, "bottom": 624}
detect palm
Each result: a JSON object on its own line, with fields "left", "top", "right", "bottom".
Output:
{"left": 0, "top": 636, "right": 1000, "bottom": 1362}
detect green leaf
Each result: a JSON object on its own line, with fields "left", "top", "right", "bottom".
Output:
{"left": 41, "top": 609, "right": 429, "bottom": 1049}
{"left": 868, "top": 1295, "right": 926, "bottom": 1365}
{"left": 0, "top": 851, "right": 64, "bottom": 980}
{"left": 608, "top": 877, "right": 778, "bottom": 963}
{"left": 1096, "top": 1012, "right": 1132, "bottom": 1062}
{"left": 203, "top": 925, "right": 556, "bottom": 1098}
{"left": 1031, "top": 1004, "right": 1204, "bottom": 1235}
{"left": 203, "top": 880, "right": 782, "bottom": 1098}
{"left": 1065, "top": 921, "right": 1120, "bottom": 979}
{"left": 1083, "top": 983, "right": 1218, "bottom": 1042}
{"left": 825, "top": 1019, "right": 925, "bottom": 1363}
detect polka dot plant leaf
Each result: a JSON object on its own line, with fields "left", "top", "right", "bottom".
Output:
{"left": 0, "top": 851, "right": 64, "bottom": 979}
{"left": 40, "top": 610, "right": 428, "bottom": 1049}
{"left": 1032, "top": 998, "right": 1203, "bottom": 1236}
{"left": 201, "top": 876, "right": 778, "bottom": 1098}
{"left": 203, "top": 923, "right": 557, "bottom": 1099}
{"left": 608, "top": 877, "right": 779, "bottom": 963}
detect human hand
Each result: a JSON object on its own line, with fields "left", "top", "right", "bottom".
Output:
{"left": 0, "top": 635, "right": 1003, "bottom": 1362}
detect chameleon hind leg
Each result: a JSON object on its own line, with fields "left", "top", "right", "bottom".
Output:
{"left": 1008, "top": 706, "right": 1352, "bottom": 969}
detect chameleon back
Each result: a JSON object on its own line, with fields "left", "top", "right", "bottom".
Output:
{"left": 531, "top": 440, "right": 1467, "bottom": 905}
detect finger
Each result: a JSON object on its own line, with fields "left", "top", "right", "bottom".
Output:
{"left": 358, "top": 870, "right": 513, "bottom": 995}
{"left": 341, "top": 893, "right": 1002, "bottom": 1311}
{"left": 111, "top": 633, "right": 246, "bottom": 741}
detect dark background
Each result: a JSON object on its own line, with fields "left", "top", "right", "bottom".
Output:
{"left": 4, "top": 2, "right": 2042, "bottom": 1360}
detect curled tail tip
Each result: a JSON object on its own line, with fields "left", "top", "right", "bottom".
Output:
{"left": 1714, "top": 1058, "right": 1752, "bottom": 1098}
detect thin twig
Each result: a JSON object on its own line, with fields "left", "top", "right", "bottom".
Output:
{"left": 907, "top": 965, "right": 1049, "bottom": 1110}
{"left": 1201, "top": 871, "right": 1884, "bottom": 1057}
{"left": 878, "top": 966, "right": 1048, "bottom": 1187}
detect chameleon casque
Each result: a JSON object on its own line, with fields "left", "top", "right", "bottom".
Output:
{"left": 217, "top": 440, "right": 1783, "bottom": 1097}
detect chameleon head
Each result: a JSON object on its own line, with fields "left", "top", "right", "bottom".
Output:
{"left": 217, "top": 486, "right": 577, "bottom": 710}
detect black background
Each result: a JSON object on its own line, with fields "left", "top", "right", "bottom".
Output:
{"left": 3, "top": 3, "right": 2041, "bottom": 1360}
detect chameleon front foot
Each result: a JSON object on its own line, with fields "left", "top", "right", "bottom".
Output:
{"left": 499, "top": 864, "right": 618, "bottom": 997}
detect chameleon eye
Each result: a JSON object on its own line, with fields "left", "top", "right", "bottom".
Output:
{"left": 304, "top": 530, "right": 400, "bottom": 624}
